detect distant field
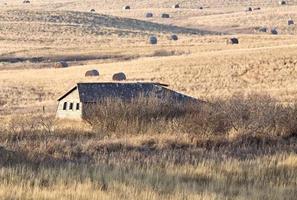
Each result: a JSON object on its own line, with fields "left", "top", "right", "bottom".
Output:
{"left": 4, "top": 0, "right": 297, "bottom": 9}
{"left": 0, "top": 1, "right": 296, "bottom": 115}
{"left": 2, "top": 34, "right": 297, "bottom": 115}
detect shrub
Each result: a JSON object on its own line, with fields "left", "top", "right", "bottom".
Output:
{"left": 152, "top": 50, "right": 186, "bottom": 57}
{"left": 216, "top": 93, "right": 297, "bottom": 137}
{"left": 83, "top": 96, "right": 199, "bottom": 134}
{"left": 84, "top": 93, "right": 297, "bottom": 138}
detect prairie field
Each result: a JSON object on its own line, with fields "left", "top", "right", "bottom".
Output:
{"left": 0, "top": 0, "right": 297, "bottom": 199}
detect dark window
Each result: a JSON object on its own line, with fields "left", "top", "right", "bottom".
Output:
{"left": 76, "top": 103, "right": 80, "bottom": 110}
{"left": 63, "top": 102, "right": 67, "bottom": 110}
{"left": 69, "top": 103, "right": 73, "bottom": 110}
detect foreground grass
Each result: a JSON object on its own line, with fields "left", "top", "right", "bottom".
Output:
{"left": 1, "top": 122, "right": 297, "bottom": 200}
{"left": 1, "top": 94, "right": 297, "bottom": 199}
{"left": 0, "top": 150, "right": 296, "bottom": 200}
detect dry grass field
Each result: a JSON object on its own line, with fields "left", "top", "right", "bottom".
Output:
{"left": 1, "top": 0, "right": 297, "bottom": 199}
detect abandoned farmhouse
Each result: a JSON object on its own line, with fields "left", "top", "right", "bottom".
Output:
{"left": 56, "top": 82, "right": 202, "bottom": 120}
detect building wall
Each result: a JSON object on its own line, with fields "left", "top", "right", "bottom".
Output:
{"left": 56, "top": 88, "right": 83, "bottom": 120}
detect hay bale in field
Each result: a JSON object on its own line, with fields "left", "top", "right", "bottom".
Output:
{"left": 199, "top": 7, "right": 203, "bottom": 10}
{"left": 85, "top": 69, "right": 99, "bottom": 77}
{"left": 161, "top": 13, "right": 170, "bottom": 18}
{"left": 279, "top": 0, "right": 286, "bottom": 5}
{"left": 271, "top": 28, "right": 278, "bottom": 35}
{"left": 258, "top": 27, "right": 267, "bottom": 32}
{"left": 173, "top": 4, "right": 180, "bottom": 8}
{"left": 123, "top": 5, "right": 130, "bottom": 10}
{"left": 170, "top": 34, "right": 178, "bottom": 41}
{"left": 112, "top": 72, "right": 126, "bottom": 81}
{"left": 23, "top": 0, "right": 30, "bottom": 3}
{"left": 90, "top": 9, "right": 96, "bottom": 12}
{"left": 246, "top": 7, "right": 252, "bottom": 12}
{"left": 146, "top": 13, "right": 153, "bottom": 18}
{"left": 254, "top": 7, "right": 261, "bottom": 10}
{"left": 148, "top": 36, "right": 157, "bottom": 44}
{"left": 54, "top": 61, "right": 68, "bottom": 68}
{"left": 227, "top": 37, "right": 239, "bottom": 45}
{"left": 288, "top": 19, "right": 294, "bottom": 25}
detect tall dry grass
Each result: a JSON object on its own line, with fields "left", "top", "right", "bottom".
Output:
{"left": 0, "top": 153, "right": 296, "bottom": 200}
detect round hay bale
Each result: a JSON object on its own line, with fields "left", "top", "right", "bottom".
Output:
{"left": 288, "top": 19, "right": 294, "bottom": 25}
{"left": 271, "top": 28, "right": 278, "bottom": 35}
{"left": 161, "top": 13, "right": 170, "bottom": 18}
{"left": 254, "top": 7, "right": 261, "bottom": 10}
{"left": 227, "top": 37, "right": 239, "bottom": 45}
{"left": 170, "top": 34, "right": 178, "bottom": 41}
{"left": 146, "top": 13, "right": 153, "bottom": 18}
{"left": 85, "top": 69, "right": 99, "bottom": 77}
{"left": 173, "top": 4, "right": 180, "bottom": 8}
{"left": 199, "top": 6, "right": 203, "bottom": 10}
{"left": 123, "top": 5, "right": 130, "bottom": 10}
{"left": 112, "top": 72, "right": 126, "bottom": 81}
{"left": 54, "top": 61, "right": 68, "bottom": 68}
{"left": 279, "top": 0, "right": 286, "bottom": 5}
{"left": 246, "top": 7, "right": 252, "bottom": 12}
{"left": 23, "top": 0, "right": 30, "bottom": 3}
{"left": 90, "top": 9, "right": 96, "bottom": 12}
{"left": 149, "top": 36, "right": 157, "bottom": 45}
{"left": 258, "top": 27, "right": 267, "bottom": 32}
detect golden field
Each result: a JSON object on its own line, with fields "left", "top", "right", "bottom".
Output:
{"left": 0, "top": 0, "right": 297, "bottom": 199}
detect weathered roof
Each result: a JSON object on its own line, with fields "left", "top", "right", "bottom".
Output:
{"left": 58, "top": 82, "right": 202, "bottom": 103}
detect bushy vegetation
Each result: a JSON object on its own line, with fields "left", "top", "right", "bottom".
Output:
{"left": 84, "top": 93, "right": 297, "bottom": 138}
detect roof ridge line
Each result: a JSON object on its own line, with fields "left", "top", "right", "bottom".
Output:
{"left": 76, "top": 82, "right": 169, "bottom": 87}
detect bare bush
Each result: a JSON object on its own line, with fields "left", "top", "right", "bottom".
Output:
{"left": 0, "top": 98, "right": 7, "bottom": 106}
{"left": 151, "top": 50, "right": 187, "bottom": 57}
{"left": 4, "top": 114, "right": 57, "bottom": 144}
{"left": 83, "top": 96, "right": 200, "bottom": 135}
{"left": 83, "top": 93, "right": 297, "bottom": 138}
{"left": 216, "top": 93, "right": 297, "bottom": 137}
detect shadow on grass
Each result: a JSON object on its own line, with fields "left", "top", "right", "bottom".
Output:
{"left": 1, "top": 132, "right": 297, "bottom": 169}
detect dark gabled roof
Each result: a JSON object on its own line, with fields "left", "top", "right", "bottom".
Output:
{"left": 57, "top": 82, "right": 168, "bottom": 101}
{"left": 58, "top": 82, "right": 203, "bottom": 104}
